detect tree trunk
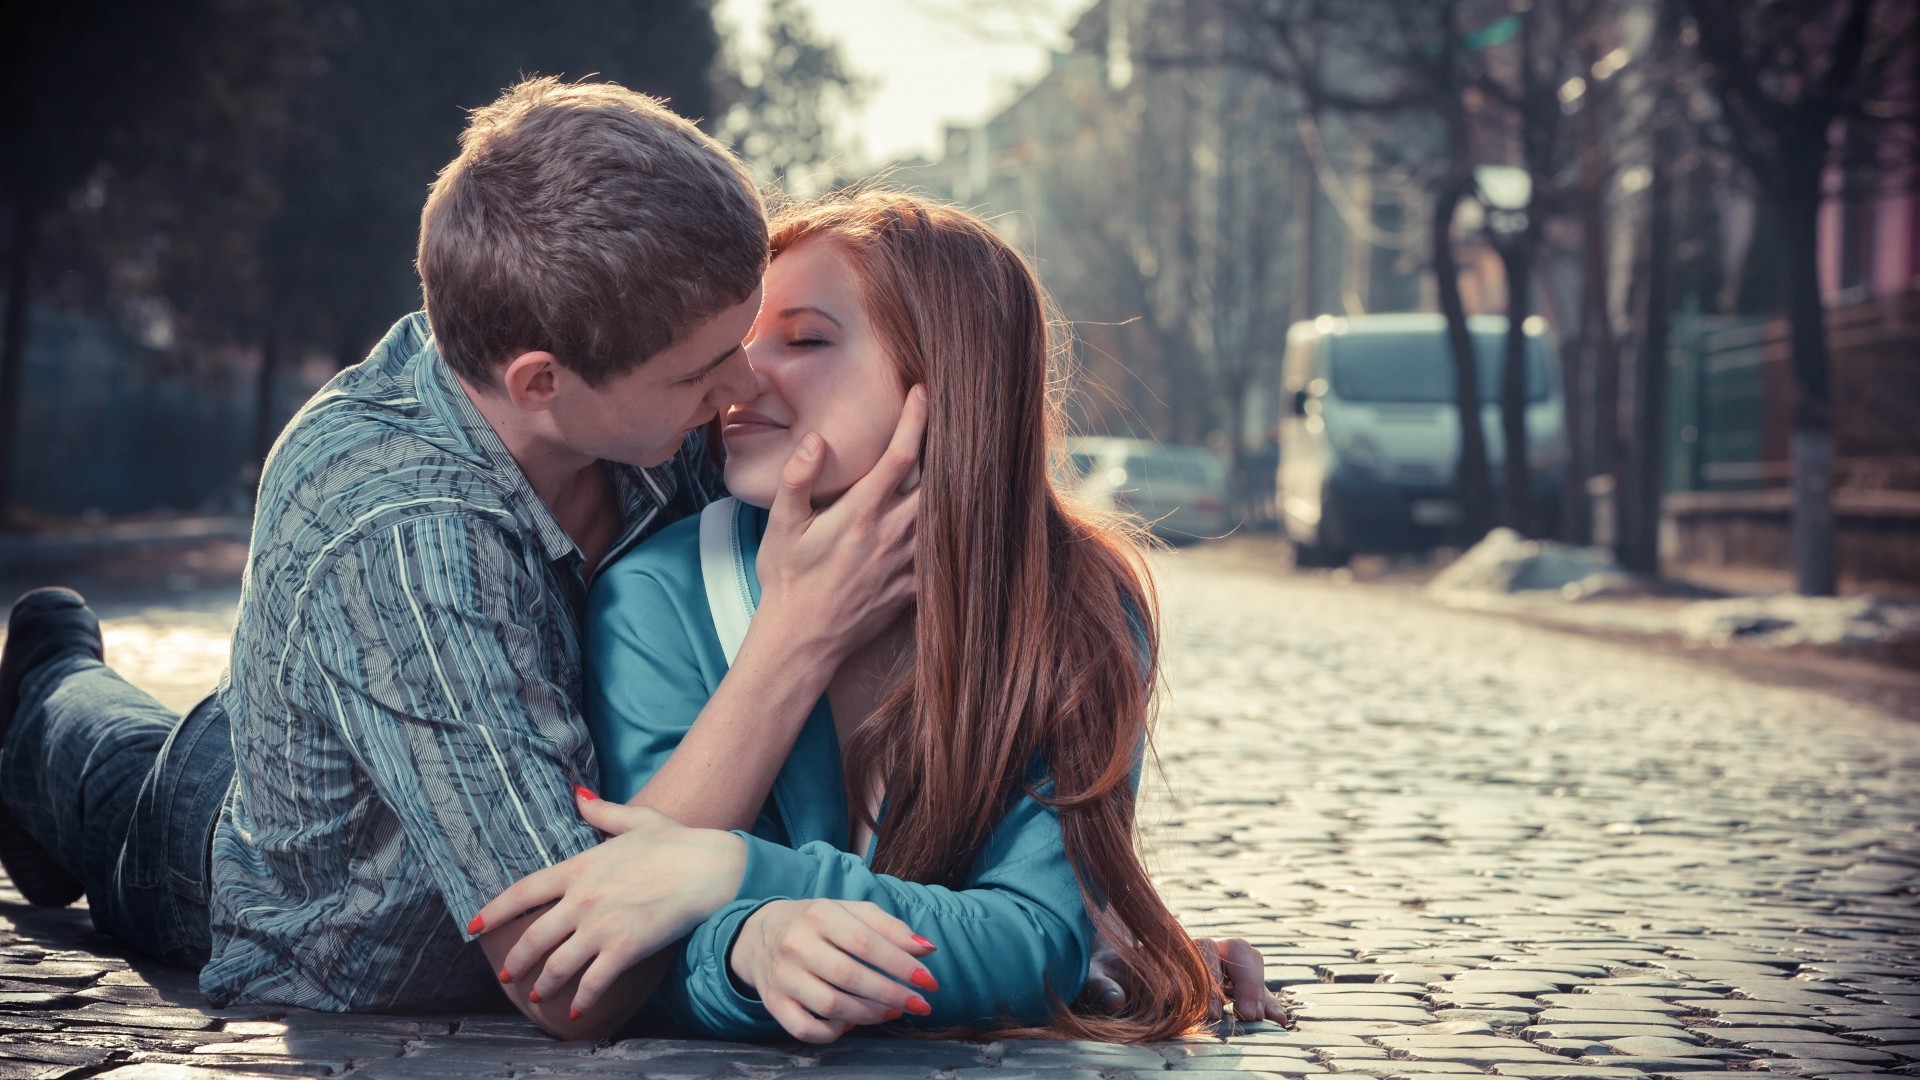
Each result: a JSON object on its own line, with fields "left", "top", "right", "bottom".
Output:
{"left": 1777, "top": 170, "right": 1837, "bottom": 596}
{"left": 1433, "top": 174, "right": 1494, "bottom": 541}
{"left": 1294, "top": 135, "right": 1319, "bottom": 322}
{"left": 1222, "top": 369, "right": 1250, "bottom": 523}
{"left": 250, "top": 327, "right": 283, "bottom": 466}
{"left": 1570, "top": 173, "right": 1617, "bottom": 546}
{"left": 1621, "top": 112, "right": 1674, "bottom": 575}
{"left": 1560, "top": 328, "right": 1589, "bottom": 544}
{"left": 0, "top": 198, "right": 38, "bottom": 527}
{"left": 1498, "top": 228, "right": 1536, "bottom": 533}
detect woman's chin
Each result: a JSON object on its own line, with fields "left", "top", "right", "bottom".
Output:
{"left": 721, "top": 465, "right": 779, "bottom": 510}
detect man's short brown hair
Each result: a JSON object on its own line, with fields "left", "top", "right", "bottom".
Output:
{"left": 418, "top": 77, "right": 767, "bottom": 386}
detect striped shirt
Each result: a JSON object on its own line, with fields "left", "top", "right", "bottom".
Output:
{"left": 199, "top": 312, "right": 717, "bottom": 1011}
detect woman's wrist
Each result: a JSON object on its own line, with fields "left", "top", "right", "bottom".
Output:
{"left": 727, "top": 899, "right": 784, "bottom": 995}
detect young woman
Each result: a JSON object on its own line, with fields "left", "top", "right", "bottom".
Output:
{"left": 477, "top": 191, "right": 1285, "bottom": 1042}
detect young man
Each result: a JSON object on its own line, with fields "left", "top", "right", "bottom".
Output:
{"left": 0, "top": 78, "right": 921, "bottom": 1039}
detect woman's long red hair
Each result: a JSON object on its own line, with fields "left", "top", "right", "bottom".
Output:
{"left": 769, "top": 191, "right": 1216, "bottom": 1042}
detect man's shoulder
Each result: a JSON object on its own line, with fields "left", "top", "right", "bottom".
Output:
{"left": 256, "top": 411, "right": 516, "bottom": 551}
{"left": 254, "top": 338, "right": 518, "bottom": 560}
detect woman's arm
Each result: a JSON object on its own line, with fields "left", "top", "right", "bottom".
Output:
{"left": 663, "top": 783, "right": 1093, "bottom": 1040}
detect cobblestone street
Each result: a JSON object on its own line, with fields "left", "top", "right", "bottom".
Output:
{"left": 0, "top": 544, "right": 1915, "bottom": 1079}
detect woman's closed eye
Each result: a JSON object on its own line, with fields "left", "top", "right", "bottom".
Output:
{"left": 788, "top": 334, "right": 832, "bottom": 349}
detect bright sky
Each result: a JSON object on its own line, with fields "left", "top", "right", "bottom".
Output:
{"left": 714, "top": 0, "right": 1085, "bottom": 165}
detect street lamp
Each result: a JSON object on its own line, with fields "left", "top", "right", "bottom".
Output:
{"left": 1474, "top": 164, "right": 1532, "bottom": 237}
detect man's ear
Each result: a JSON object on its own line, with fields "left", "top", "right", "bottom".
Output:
{"left": 501, "top": 351, "right": 563, "bottom": 411}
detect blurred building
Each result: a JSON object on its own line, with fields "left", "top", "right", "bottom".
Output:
{"left": 891, "top": 0, "right": 1426, "bottom": 473}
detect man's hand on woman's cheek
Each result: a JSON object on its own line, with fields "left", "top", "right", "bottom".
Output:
{"left": 471, "top": 792, "right": 747, "bottom": 1035}
{"left": 752, "top": 385, "right": 927, "bottom": 666}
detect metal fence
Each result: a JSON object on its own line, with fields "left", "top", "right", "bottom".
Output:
{"left": 12, "top": 310, "right": 266, "bottom": 517}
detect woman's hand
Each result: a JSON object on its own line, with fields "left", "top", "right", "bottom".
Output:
{"left": 1081, "top": 933, "right": 1290, "bottom": 1026}
{"left": 729, "top": 898, "right": 939, "bottom": 1043}
{"left": 1194, "top": 936, "right": 1291, "bottom": 1025}
{"left": 473, "top": 791, "right": 746, "bottom": 1019}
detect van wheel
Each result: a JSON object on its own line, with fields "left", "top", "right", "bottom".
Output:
{"left": 1292, "top": 494, "right": 1351, "bottom": 569}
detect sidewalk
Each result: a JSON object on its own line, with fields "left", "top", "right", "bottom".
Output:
{"left": 0, "top": 518, "right": 251, "bottom": 578}
{"left": 1204, "top": 534, "right": 1920, "bottom": 723}
{"left": 0, "top": 540, "right": 1915, "bottom": 1078}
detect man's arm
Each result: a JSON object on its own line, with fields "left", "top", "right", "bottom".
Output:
{"left": 629, "top": 388, "right": 927, "bottom": 829}
{"left": 304, "top": 514, "right": 660, "bottom": 1037}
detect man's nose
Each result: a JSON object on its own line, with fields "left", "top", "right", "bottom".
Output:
{"left": 707, "top": 347, "right": 758, "bottom": 407}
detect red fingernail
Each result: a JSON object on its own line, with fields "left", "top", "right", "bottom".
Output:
{"left": 910, "top": 934, "right": 936, "bottom": 951}
{"left": 909, "top": 967, "right": 939, "bottom": 992}
{"left": 570, "top": 1006, "right": 582, "bottom": 1022}
{"left": 528, "top": 989, "right": 541, "bottom": 1004}
{"left": 884, "top": 1008, "right": 902, "bottom": 1021}
{"left": 843, "top": 1021, "right": 856, "bottom": 1033}
{"left": 574, "top": 785, "right": 598, "bottom": 801}
{"left": 904, "top": 994, "right": 932, "bottom": 1016}
{"left": 468, "top": 915, "right": 485, "bottom": 934}
{"left": 497, "top": 967, "right": 512, "bottom": 984}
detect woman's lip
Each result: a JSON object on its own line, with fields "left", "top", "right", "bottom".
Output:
{"left": 722, "top": 420, "right": 788, "bottom": 437}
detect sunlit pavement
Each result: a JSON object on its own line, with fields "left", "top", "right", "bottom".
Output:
{"left": 0, "top": 547, "right": 1915, "bottom": 1078}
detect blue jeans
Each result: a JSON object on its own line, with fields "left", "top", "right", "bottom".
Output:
{"left": 0, "top": 654, "right": 232, "bottom": 968}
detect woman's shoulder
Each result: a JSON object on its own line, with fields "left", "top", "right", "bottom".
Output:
{"left": 590, "top": 508, "right": 707, "bottom": 622}
{"left": 590, "top": 498, "right": 774, "bottom": 616}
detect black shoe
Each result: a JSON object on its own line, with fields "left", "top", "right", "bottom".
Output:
{"left": 0, "top": 588, "right": 100, "bottom": 907}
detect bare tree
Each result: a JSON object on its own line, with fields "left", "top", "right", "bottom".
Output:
{"left": 1034, "top": 3, "right": 1296, "bottom": 470}
{"left": 1198, "top": 0, "right": 1504, "bottom": 541}
{"left": 715, "top": 0, "right": 872, "bottom": 193}
{"left": 1682, "top": 0, "right": 1918, "bottom": 594}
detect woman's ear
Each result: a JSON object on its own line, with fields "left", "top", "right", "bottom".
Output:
{"left": 500, "top": 351, "right": 562, "bottom": 412}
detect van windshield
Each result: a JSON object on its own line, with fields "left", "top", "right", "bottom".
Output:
{"left": 1329, "top": 331, "right": 1552, "bottom": 405}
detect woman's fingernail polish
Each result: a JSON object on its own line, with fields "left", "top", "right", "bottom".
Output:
{"left": 909, "top": 968, "right": 939, "bottom": 992}
{"left": 884, "top": 1008, "right": 902, "bottom": 1021}
{"left": 497, "top": 967, "right": 512, "bottom": 984}
{"left": 904, "top": 995, "right": 932, "bottom": 1016}
{"left": 910, "top": 934, "right": 936, "bottom": 951}
{"left": 574, "top": 785, "right": 598, "bottom": 801}
{"left": 570, "top": 1006, "right": 583, "bottom": 1022}
{"left": 528, "top": 989, "right": 541, "bottom": 1004}
{"left": 468, "top": 915, "right": 485, "bottom": 934}
{"left": 843, "top": 1021, "right": 856, "bottom": 1033}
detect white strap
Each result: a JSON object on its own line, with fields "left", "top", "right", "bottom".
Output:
{"left": 698, "top": 497, "right": 756, "bottom": 666}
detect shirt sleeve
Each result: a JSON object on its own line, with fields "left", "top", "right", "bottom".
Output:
{"left": 662, "top": 782, "right": 1095, "bottom": 1038}
{"left": 583, "top": 547, "right": 722, "bottom": 803}
{"left": 296, "top": 513, "right": 602, "bottom": 936}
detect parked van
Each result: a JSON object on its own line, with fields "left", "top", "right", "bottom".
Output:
{"left": 1278, "top": 313, "right": 1566, "bottom": 565}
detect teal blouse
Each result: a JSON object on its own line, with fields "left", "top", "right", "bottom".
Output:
{"left": 584, "top": 502, "right": 1100, "bottom": 1037}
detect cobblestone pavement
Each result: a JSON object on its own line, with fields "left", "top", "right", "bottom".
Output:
{"left": 0, "top": 546, "right": 1915, "bottom": 1079}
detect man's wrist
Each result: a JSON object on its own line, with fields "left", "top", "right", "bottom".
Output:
{"left": 700, "top": 831, "right": 749, "bottom": 913}
{"left": 735, "top": 604, "right": 845, "bottom": 688}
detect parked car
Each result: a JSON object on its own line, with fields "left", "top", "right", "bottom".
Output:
{"left": 1065, "top": 437, "right": 1231, "bottom": 543}
{"left": 1277, "top": 313, "right": 1567, "bottom": 566}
